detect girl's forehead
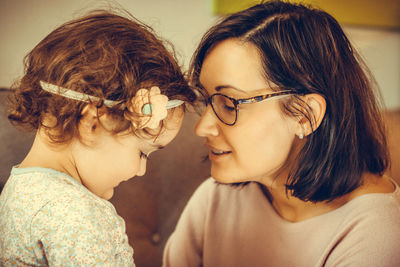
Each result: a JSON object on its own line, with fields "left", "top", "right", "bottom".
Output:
{"left": 144, "top": 108, "right": 184, "bottom": 146}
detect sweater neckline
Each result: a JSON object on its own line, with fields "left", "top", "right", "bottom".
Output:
{"left": 256, "top": 177, "right": 399, "bottom": 226}
{"left": 11, "top": 165, "right": 82, "bottom": 187}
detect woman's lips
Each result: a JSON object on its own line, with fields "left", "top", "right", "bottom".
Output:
{"left": 206, "top": 143, "right": 232, "bottom": 159}
{"left": 210, "top": 149, "right": 231, "bottom": 155}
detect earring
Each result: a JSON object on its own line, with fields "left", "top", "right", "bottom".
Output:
{"left": 298, "top": 122, "right": 306, "bottom": 140}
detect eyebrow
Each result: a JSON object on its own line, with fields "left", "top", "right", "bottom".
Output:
{"left": 149, "top": 138, "right": 165, "bottom": 149}
{"left": 198, "top": 81, "right": 247, "bottom": 94}
{"left": 153, "top": 144, "right": 165, "bottom": 150}
{"left": 215, "top": 85, "right": 248, "bottom": 94}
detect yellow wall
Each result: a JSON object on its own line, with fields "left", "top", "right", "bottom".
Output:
{"left": 214, "top": 0, "right": 400, "bottom": 29}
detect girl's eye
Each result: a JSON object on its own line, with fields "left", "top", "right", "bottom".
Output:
{"left": 140, "top": 152, "right": 149, "bottom": 160}
{"left": 196, "top": 98, "right": 208, "bottom": 107}
{"left": 200, "top": 99, "right": 208, "bottom": 105}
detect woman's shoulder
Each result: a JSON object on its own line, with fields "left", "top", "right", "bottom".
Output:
{"left": 345, "top": 174, "right": 400, "bottom": 209}
{"left": 325, "top": 179, "right": 400, "bottom": 266}
{"left": 336, "top": 176, "right": 400, "bottom": 231}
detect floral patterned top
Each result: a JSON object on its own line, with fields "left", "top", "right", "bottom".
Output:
{"left": 0, "top": 166, "right": 134, "bottom": 266}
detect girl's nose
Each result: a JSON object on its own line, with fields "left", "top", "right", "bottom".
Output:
{"left": 136, "top": 157, "right": 147, "bottom": 176}
{"left": 194, "top": 105, "right": 219, "bottom": 137}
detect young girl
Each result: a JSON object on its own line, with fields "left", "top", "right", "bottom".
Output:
{"left": 164, "top": 1, "right": 400, "bottom": 266}
{"left": 0, "top": 10, "right": 194, "bottom": 265}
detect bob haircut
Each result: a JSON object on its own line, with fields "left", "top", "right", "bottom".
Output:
{"left": 189, "top": 0, "right": 390, "bottom": 202}
{"left": 8, "top": 10, "right": 195, "bottom": 143}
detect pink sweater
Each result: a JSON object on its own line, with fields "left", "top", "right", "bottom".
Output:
{"left": 163, "top": 178, "right": 400, "bottom": 267}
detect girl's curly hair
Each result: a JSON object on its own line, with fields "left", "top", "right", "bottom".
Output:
{"left": 8, "top": 10, "right": 195, "bottom": 143}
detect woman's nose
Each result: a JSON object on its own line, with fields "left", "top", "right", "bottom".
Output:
{"left": 194, "top": 105, "right": 219, "bottom": 137}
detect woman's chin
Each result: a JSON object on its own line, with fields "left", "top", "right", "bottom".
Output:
{"left": 211, "top": 170, "right": 249, "bottom": 184}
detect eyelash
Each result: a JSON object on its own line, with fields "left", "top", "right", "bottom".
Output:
{"left": 140, "top": 152, "right": 149, "bottom": 160}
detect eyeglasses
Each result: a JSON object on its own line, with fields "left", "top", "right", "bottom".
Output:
{"left": 202, "top": 90, "right": 296, "bottom": 126}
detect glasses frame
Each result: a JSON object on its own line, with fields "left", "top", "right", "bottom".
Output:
{"left": 206, "top": 90, "right": 296, "bottom": 126}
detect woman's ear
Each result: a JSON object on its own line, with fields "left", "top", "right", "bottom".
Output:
{"left": 297, "top": 93, "right": 326, "bottom": 138}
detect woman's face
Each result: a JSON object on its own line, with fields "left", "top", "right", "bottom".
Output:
{"left": 195, "top": 39, "right": 298, "bottom": 185}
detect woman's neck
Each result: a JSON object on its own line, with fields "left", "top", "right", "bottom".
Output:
{"left": 260, "top": 173, "right": 394, "bottom": 222}
{"left": 260, "top": 181, "right": 343, "bottom": 222}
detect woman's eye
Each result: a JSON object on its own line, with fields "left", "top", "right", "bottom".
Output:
{"left": 140, "top": 152, "right": 149, "bottom": 160}
{"left": 223, "top": 104, "right": 235, "bottom": 112}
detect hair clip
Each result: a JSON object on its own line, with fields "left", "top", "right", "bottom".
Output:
{"left": 40, "top": 81, "right": 184, "bottom": 109}
{"left": 40, "top": 81, "right": 184, "bottom": 129}
{"left": 126, "top": 86, "right": 168, "bottom": 129}
{"left": 40, "top": 81, "right": 119, "bottom": 107}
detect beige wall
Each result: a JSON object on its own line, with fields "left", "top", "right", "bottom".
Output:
{"left": 0, "top": 0, "right": 399, "bottom": 109}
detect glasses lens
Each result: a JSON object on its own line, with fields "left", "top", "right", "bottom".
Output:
{"left": 211, "top": 94, "right": 236, "bottom": 125}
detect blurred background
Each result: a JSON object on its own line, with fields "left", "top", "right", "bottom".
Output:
{"left": 0, "top": 1, "right": 399, "bottom": 266}
{"left": 1, "top": 0, "right": 399, "bottom": 108}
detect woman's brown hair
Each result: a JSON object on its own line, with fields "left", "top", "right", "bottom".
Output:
{"left": 190, "top": 0, "right": 390, "bottom": 202}
{"left": 8, "top": 10, "right": 195, "bottom": 143}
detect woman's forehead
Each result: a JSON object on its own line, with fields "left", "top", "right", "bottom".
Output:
{"left": 199, "top": 39, "right": 268, "bottom": 95}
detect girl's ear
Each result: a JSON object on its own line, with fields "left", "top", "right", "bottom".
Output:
{"left": 297, "top": 93, "right": 326, "bottom": 138}
{"left": 78, "top": 104, "right": 102, "bottom": 142}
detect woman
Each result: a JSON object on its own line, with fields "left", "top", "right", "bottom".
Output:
{"left": 163, "top": 1, "right": 400, "bottom": 266}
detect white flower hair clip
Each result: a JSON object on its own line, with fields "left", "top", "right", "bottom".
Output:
{"left": 125, "top": 86, "right": 177, "bottom": 129}
{"left": 40, "top": 81, "right": 184, "bottom": 129}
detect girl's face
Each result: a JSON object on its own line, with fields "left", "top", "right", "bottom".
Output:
{"left": 195, "top": 39, "right": 298, "bottom": 185}
{"left": 72, "top": 108, "right": 184, "bottom": 200}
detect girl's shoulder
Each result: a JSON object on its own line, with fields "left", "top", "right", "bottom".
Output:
{"left": 1, "top": 167, "right": 133, "bottom": 266}
{"left": 3, "top": 166, "right": 117, "bottom": 222}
